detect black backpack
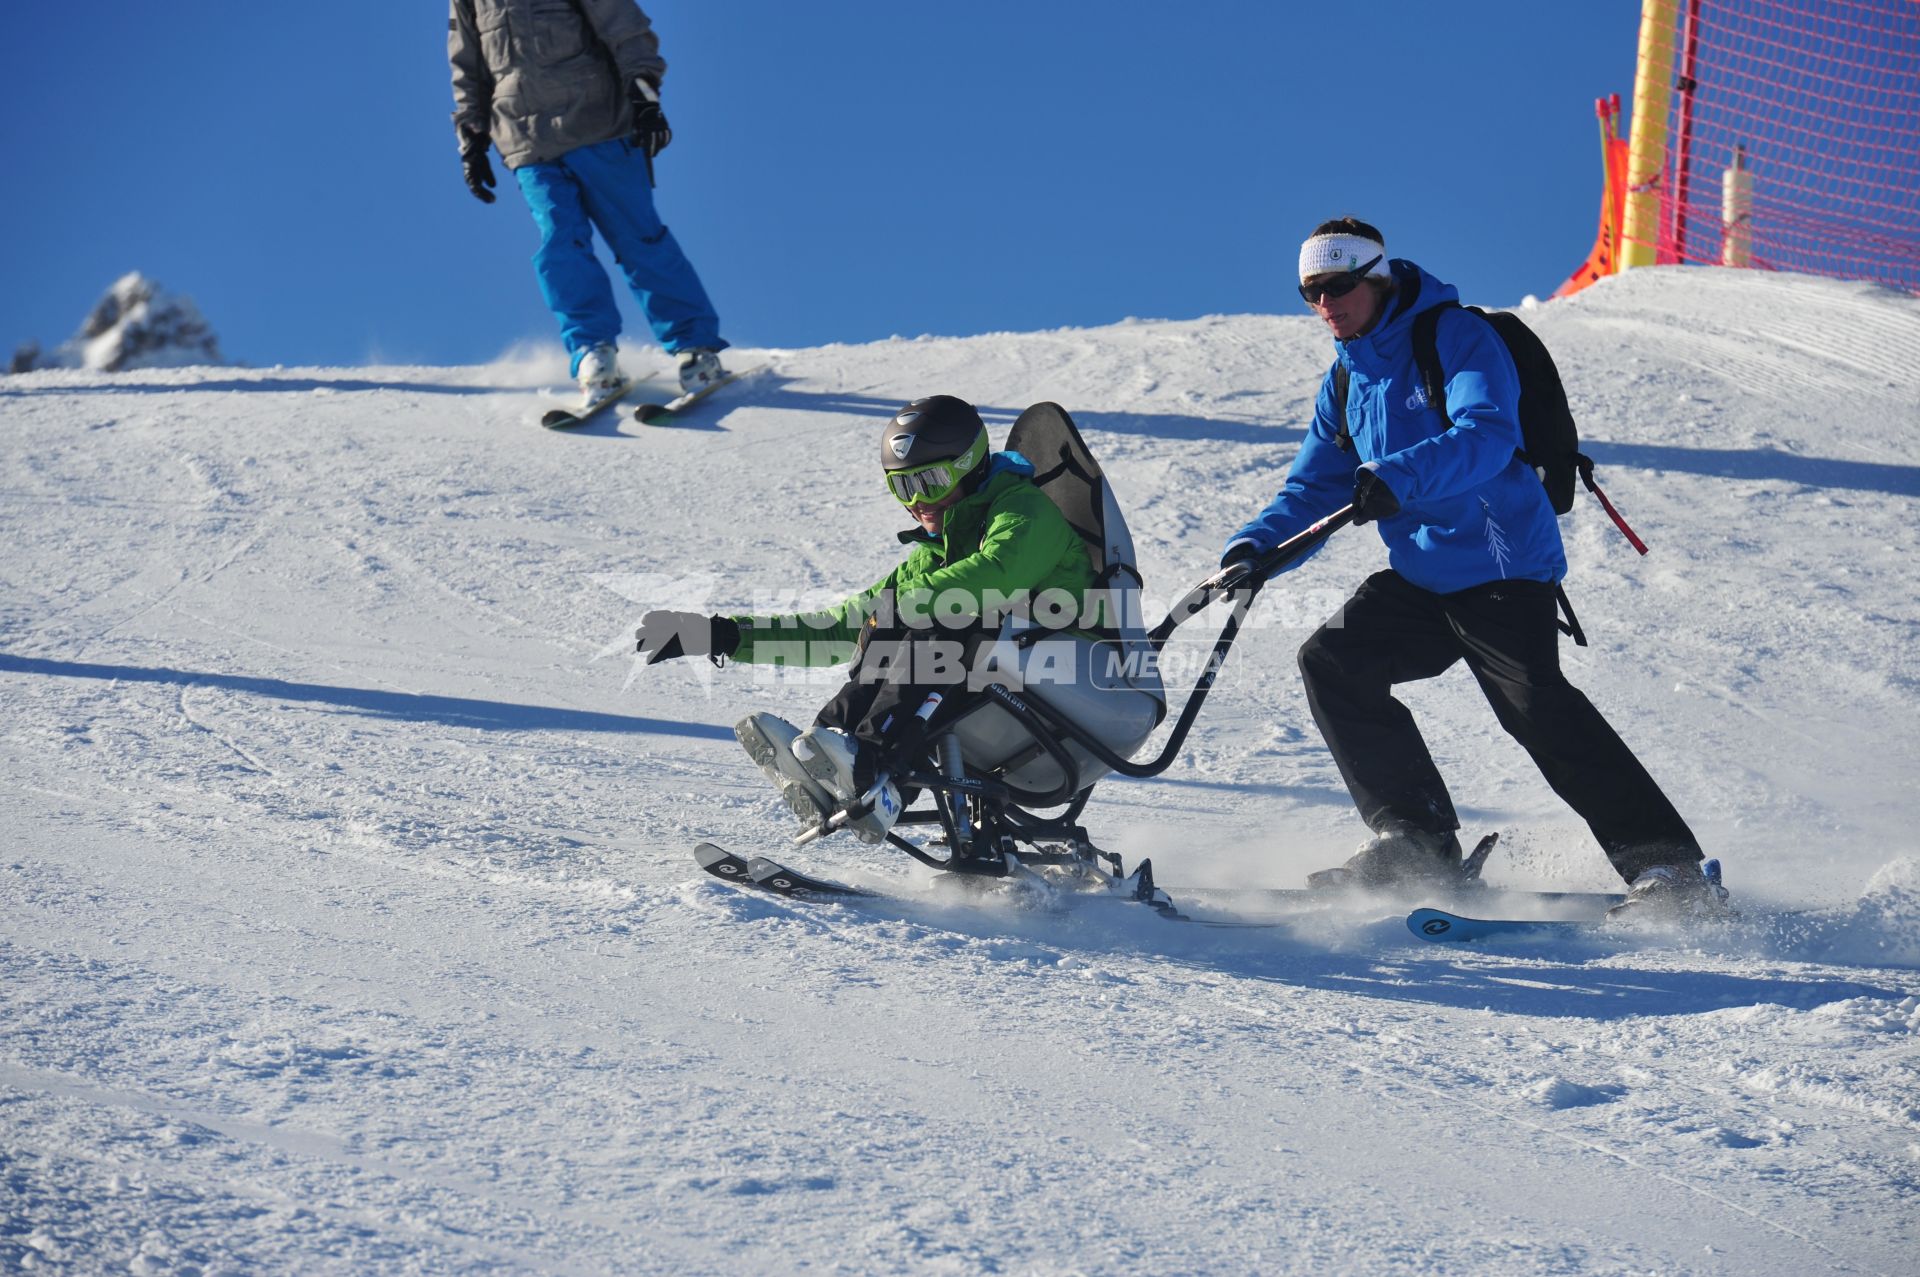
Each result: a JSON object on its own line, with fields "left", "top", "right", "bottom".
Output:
{"left": 1330, "top": 301, "right": 1647, "bottom": 644}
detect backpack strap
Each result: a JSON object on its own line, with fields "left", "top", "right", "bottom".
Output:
{"left": 1331, "top": 362, "right": 1352, "bottom": 452}
{"left": 1331, "top": 302, "right": 1460, "bottom": 452}
{"left": 1553, "top": 583, "right": 1589, "bottom": 647}
{"left": 1410, "top": 302, "right": 1459, "bottom": 416}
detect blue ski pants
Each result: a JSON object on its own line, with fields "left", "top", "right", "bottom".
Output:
{"left": 514, "top": 137, "right": 725, "bottom": 373}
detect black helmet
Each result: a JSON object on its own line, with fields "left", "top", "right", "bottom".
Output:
{"left": 881, "top": 395, "right": 987, "bottom": 470}
{"left": 880, "top": 395, "right": 991, "bottom": 506}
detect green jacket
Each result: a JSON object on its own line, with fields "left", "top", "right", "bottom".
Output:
{"left": 732, "top": 454, "right": 1096, "bottom": 667}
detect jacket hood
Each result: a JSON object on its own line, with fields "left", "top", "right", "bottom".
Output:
{"left": 982, "top": 449, "right": 1034, "bottom": 483}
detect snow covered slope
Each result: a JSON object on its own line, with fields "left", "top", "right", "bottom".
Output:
{"left": 3, "top": 268, "right": 1918, "bottom": 1274}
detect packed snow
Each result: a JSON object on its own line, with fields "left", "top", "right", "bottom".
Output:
{"left": 3, "top": 267, "right": 1918, "bottom": 1274}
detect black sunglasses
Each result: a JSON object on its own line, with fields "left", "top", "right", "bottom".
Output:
{"left": 1299, "top": 254, "right": 1384, "bottom": 304}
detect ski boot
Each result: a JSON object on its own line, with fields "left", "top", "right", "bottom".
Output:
{"left": 1307, "top": 827, "right": 1465, "bottom": 892}
{"left": 1606, "top": 859, "right": 1736, "bottom": 922}
{"left": 790, "top": 727, "right": 902, "bottom": 846}
{"left": 576, "top": 343, "right": 623, "bottom": 397}
{"left": 676, "top": 347, "right": 727, "bottom": 395}
{"left": 734, "top": 713, "right": 836, "bottom": 829}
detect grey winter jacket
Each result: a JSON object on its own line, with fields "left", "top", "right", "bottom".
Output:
{"left": 449, "top": 0, "right": 669, "bottom": 169}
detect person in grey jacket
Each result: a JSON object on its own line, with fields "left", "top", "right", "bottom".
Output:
{"left": 449, "top": 0, "right": 728, "bottom": 403}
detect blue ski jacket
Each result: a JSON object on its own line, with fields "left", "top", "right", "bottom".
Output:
{"left": 1225, "top": 260, "right": 1567, "bottom": 594}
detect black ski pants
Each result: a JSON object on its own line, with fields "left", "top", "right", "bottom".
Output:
{"left": 813, "top": 622, "right": 993, "bottom": 791}
{"left": 1297, "top": 570, "right": 1702, "bottom": 882}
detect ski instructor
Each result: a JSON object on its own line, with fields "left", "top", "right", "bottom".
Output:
{"left": 448, "top": 0, "right": 729, "bottom": 406}
{"left": 1223, "top": 217, "right": 1727, "bottom": 917}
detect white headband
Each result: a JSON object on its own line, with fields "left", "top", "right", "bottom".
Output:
{"left": 1299, "top": 233, "right": 1389, "bottom": 284}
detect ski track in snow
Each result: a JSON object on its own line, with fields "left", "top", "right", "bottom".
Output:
{"left": 3, "top": 270, "right": 1919, "bottom": 1274}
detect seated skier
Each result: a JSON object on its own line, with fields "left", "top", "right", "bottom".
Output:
{"left": 635, "top": 394, "right": 1098, "bottom": 847}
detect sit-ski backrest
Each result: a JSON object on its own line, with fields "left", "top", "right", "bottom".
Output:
{"left": 1004, "top": 403, "right": 1161, "bottom": 704}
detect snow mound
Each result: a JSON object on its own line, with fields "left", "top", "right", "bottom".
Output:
{"left": 10, "top": 272, "right": 228, "bottom": 373}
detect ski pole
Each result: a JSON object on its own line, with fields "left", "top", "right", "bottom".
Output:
{"left": 1150, "top": 504, "right": 1355, "bottom": 644}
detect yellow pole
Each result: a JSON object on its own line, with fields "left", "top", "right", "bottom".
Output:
{"left": 1621, "top": 0, "right": 1680, "bottom": 268}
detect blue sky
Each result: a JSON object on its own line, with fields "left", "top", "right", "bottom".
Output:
{"left": 3, "top": 2, "right": 1642, "bottom": 369}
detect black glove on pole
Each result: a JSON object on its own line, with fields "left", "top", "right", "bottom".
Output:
{"left": 636, "top": 610, "right": 741, "bottom": 665}
{"left": 628, "top": 78, "right": 672, "bottom": 186}
{"left": 458, "top": 122, "right": 496, "bottom": 204}
{"left": 1218, "top": 542, "right": 1263, "bottom": 571}
{"left": 1350, "top": 468, "right": 1401, "bottom": 526}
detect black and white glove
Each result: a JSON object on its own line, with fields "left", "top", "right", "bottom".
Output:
{"left": 636, "top": 610, "right": 740, "bottom": 665}
{"left": 627, "top": 78, "right": 673, "bottom": 158}
{"left": 1350, "top": 467, "right": 1402, "bottom": 526}
{"left": 458, "top": 121, "right": 497, "bottom": 204}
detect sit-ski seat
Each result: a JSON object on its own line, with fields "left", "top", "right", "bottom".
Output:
{"left": 939, "top": 404, "right": 1165, "bottom": 799}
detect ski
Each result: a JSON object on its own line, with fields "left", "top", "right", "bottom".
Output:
{"left": 1406, "top": 907, "right": 1607, "bottom": 944}
{"left": 693, "top": 841, "right": 757, "bottom": 885}
{"left": 1176, "top": 885, "right": 1625, "bottom": 913}
{"left": 1172, "top": 831, "right": 1622, "bottom": 915}
{"left": 634, "top": 365, "right": 758, "bottom": 424}
{"left": 541, "top": 377, "right": 637, "bottom": 429}
{"left": 692, "top": 842, "right": 870, "bottom": 898}
{"left": 747, "top": 856, "right": 873, "bottom": 898}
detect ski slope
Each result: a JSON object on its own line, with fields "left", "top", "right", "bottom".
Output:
{"left": 4, "top": 267, "right": 1918, "bottom": 1274}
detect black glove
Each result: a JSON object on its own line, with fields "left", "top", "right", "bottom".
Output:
{"left": 636, "top": 610, "right": 740, "bottom": 665}
{"left": 1219, "top": 541, "right": 1264, "bottom": 571}
{"left": 1350, "top": 468, "right": 1402, "bottom": 526}
{"left": 627, "top": 78, "right": 673, "bottom": 158}
{"left": 458, "top": 122, "right": 496, "bottom": 204}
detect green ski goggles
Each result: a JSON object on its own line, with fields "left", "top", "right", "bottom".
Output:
{"left": 886, "top": 431, "right": 988, "bottom": 507}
